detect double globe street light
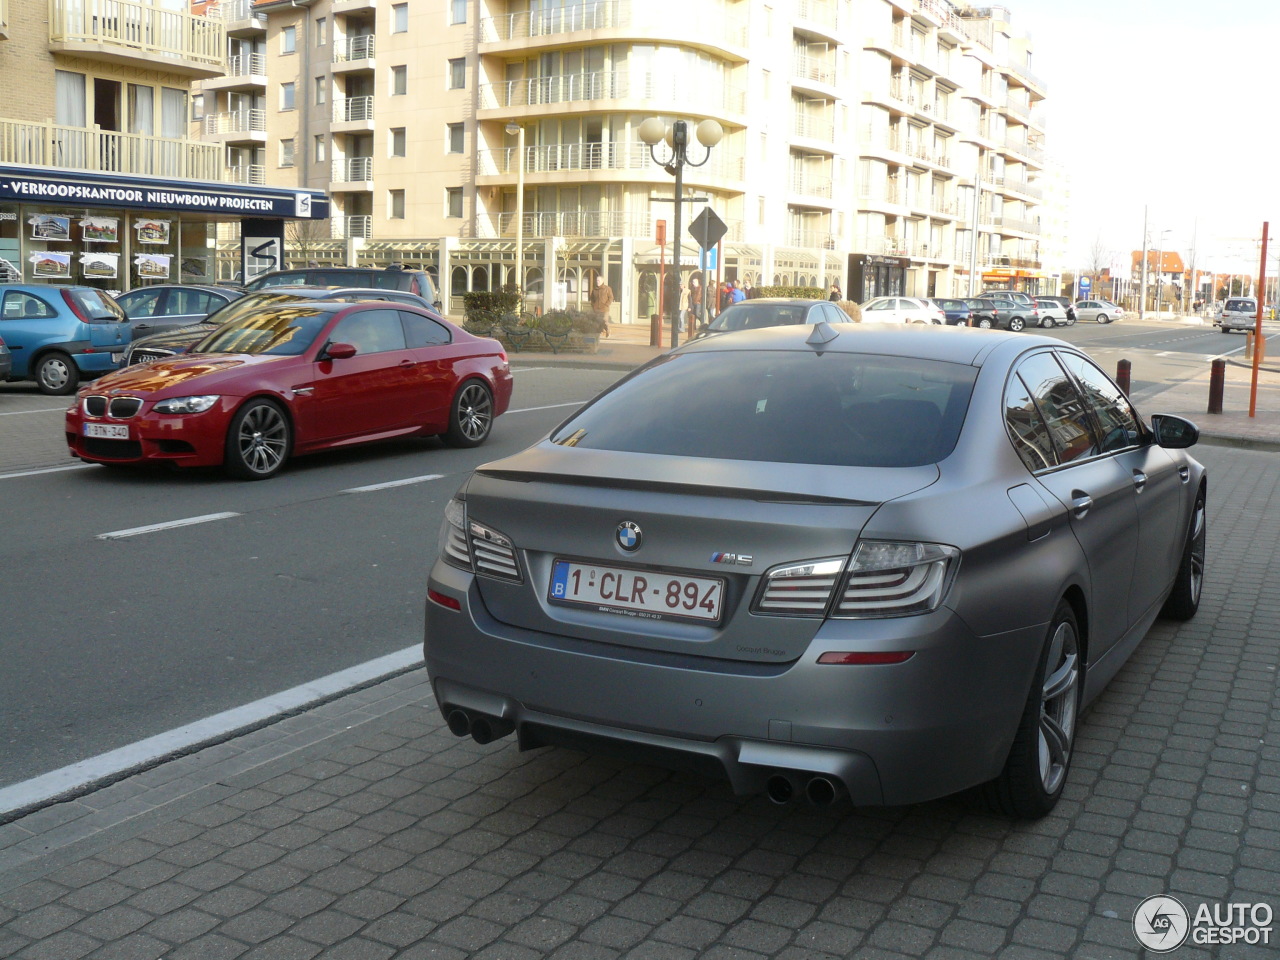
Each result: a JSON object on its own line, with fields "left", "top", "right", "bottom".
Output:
{"left": 638, "top": 117, "right": 722, "bottom": 348}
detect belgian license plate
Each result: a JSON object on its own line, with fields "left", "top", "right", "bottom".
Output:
{"left": 549, "top": 559, "right": 723, "bottom": 622}
{"left": 83, "top": 423, "right": 129, "bottom": 440}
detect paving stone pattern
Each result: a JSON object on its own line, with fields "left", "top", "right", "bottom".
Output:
{"left": 1, "top": 444, "right": 1277, "bottom": 959}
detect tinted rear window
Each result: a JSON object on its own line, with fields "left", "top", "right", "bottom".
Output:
{"left": 1225, "top": 300, "right": 1256, "bottom": 312}
{"left": 551, "top": 351, "right": 977, "bottom": 467}
{"left": 709, "top": 303, "right": 809, "bottom": 332}
{"left": 72, "top": 289, "right": 127, "bottom": 322}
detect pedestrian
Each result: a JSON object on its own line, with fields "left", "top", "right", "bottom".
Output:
{"left": 829, "top": 282, "right": 842, "bottom": 302}
{"left": 589, "top": 275, "right": 614, "bottom": 337}
{"left": 731, "top": 280, "right": 745, "bottom": 304}
{"left": 307, "top": 259, "right": 320, "bottom": 268}
{"left": 720, "top": 281, "right": 734, "bottom": 312}
{"left": 687, "top": 275, "right": 703, "bottom": 334}
{"left": 743, "top": 279, "right": 754, "bottom": 299}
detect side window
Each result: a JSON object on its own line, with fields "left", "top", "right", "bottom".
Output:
{"left": 3, "top": 293, "right": 57, "bottom": 319}
{"left": 169, "top": 290, "right": 218, "bottom": 315}
{"left": 401, "top": 311, "right": 451, "bottom": 347}
{"left": 261, "top": 272, "right": 307, "bottom": 287}
{"left": 1058, "top": 352, "right": 1142, "bottom": 453}
{"left": 1016, "top": 351, "right": 1097, "bottom": 464}
{"left": 1005, "top": 374, "right": 1058, "bottom": 472}
{"left": 122, "top": 289, "right": 163, "bottom": 317}
{"left": 372, "top": 272, "right": 411, "bottom": 290}
{"left": 822, "top": 303, "right": 845, "bottom": 324}
{"left": 330, "top": 308, "right": 408, "bottom": 354}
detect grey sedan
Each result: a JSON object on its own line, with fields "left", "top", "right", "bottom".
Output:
{"left": 425, "top": 324, "right": 1206, "bottom": 818}
{"left": 1074, "top": 299, "right": 1123, "bottom": 323}
{"left": 114, "top": 284, "right": 243, "bottom": 337}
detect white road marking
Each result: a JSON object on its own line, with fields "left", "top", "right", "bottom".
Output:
{"left": 0, "top": 646, "right": 422, "bottom": 819}
{"left": 508, "top": 401, "right": 586, "bottom": 413}
{"left": 97, "top": 512, "right": 240, "bottom": 540}
{"left": 343, "top": 474, "right": 443, "bottom": 494}
{"left": 0, "top": 406, "right": 69, "bottom": 416}
{"left": 0, "top": 464, "right": 95, "bottom": 481}
{"left": 510, "top": 367, "right": 551, "bottom": 373}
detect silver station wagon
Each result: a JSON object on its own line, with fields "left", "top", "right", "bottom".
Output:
{"left": 424, "top": 324, "right": 1206, "bottom": 818}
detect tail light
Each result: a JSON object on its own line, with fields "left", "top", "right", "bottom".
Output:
{"left": 832, "top": 541, "right": 959, "bottom": 618}
{"left": 61, "top": 289, "right": 91, "bottom": 323}
{"left": 440, "top": 498, "right": 521, "bottom": 582}
{"left": 753, "top": 558, "right": 846, "bottom": 616}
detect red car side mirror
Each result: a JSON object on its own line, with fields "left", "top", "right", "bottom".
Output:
{"left": 325, "top": 342, "right": 357, "bottom": 360}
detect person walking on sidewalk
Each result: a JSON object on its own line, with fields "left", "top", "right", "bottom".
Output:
{"left": 590, "top": 275, "right": 614, "bottom": 337}
{"left": 829, "top": 282, "right": 842, "bottom": 302}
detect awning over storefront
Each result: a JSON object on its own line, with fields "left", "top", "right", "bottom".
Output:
{"left": 0, "top": 165, "right": 329, "bottom": 220}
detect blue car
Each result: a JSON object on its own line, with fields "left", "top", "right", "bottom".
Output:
{"left": 0, "top": 285, "right": 131, "bottom": 394}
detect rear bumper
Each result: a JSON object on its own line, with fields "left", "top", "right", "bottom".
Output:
{"left": 424, "top": 561, "right": 1044, "bottom": 806}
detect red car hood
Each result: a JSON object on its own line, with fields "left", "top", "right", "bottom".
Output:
{"left": 90, "top": 354, "right": 291, "bottom": 396}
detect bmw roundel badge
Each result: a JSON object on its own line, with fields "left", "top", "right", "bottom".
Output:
{"left": 616, "top": 521, "right": 642, "bottom": 551}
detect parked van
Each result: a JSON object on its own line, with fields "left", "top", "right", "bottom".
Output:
{"left": 1218, "top": 297, "right": 1259, "bottom": 334}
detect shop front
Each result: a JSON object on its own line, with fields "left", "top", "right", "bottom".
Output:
{"left": 848, "top": 254, "right": 909, "bottom": 302}
{"left": 0, "top": 166, "right": 329, "bottom": 292}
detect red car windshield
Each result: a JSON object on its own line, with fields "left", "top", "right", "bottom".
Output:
{"left": 194, "top": 307, "right": 331, "bottom": 356}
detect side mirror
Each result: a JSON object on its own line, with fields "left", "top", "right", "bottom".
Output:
{"left": 1149, "top": 414, "right": 1199, "bottom": 449}
{"left": 324, "top": 341, "right": 357, "bottom": 360}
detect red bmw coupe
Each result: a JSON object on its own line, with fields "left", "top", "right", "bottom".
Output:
{"left": 66, "top": 300, "right": 512, "bottom": 479}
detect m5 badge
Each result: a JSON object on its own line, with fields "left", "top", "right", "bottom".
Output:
{"left": 710, "top": 552, "right": 753, "bottom": 566}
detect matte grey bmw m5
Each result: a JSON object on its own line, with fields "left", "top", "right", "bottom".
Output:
{"left": 424, "top": 323, "right": 1206, "bottom": 818}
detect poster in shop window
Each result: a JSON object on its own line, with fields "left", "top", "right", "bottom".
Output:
{"left": 134, "top": 253, "right": 171, "bottom": 279}
{"left": 30, "top": 251, "right": 71, "bottom": 278}
{"left": 79, "top": 217, "right": 120, "bottom": 244}
{"left": 28, "top": 215, "right": 70, "bottom": 241}
{"left": 134, "top": 219, "right": 171, "bottom": 244}
{"left": 80, "top": 252, "right": 119, "bottom": 279}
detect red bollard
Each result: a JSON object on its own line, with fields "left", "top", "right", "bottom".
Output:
{"left": 1116, "top": 359, "right": 1131, "bottom": 396}
{"left": 1208, "top": 358, "right": 1225, "bottom": 414}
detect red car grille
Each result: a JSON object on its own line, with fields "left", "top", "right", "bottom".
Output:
{"left": 82, "top": 438, "right": 142, "bottom": 459}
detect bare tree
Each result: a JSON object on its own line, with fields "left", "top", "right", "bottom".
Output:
{"left": 1084, "top": 235, "right": 1110, "bottom": 285}
{"left": 286, "top": 219, "right": 332, "bottom": 266}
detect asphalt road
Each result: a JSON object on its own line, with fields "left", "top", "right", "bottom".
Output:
{"left": 0, "top": 318, "right": 1271, "bottom": 790}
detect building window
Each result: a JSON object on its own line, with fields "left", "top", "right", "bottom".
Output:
{"left": 391, "top": 127, "right": 406, "bottom": 157}
{"left": 446, "top": 187, "right": 463, "bottom": 218}
{"left": 314, "top": 135, "right": 326, "bottom": 162}
{"left": 448, "top": 58, "right": 466, "bottom": 90}
{"left": 281, "top": 139, "right": 295, "bottom": 167}
{"left": 314, "top": 77, "right": 326, "bottom": 105}
{"left": 390, "top": 190, "right": 406, "bottom": 219}
{"left": 392, "top": 65, "right": 407, "bottom": 96}
{"left": 315, "top": 17, "right": 326, "bottom": 44}
{"left": 191, "top": 93, "right": 204, "bottom": 121}
{"left": 281, "top": 25, "right": 296, "bottom": 54}
{"left": 393, "top": 3, "right": 408, "bottom": 32}
{"left": 451, "top": 0, "right": 467, "bottom": 24}
{"left": 447, "top": 122, "right": 464, "bottom": 153}
{"left": 280, "top": 82, "right": 295, "bottom": 110}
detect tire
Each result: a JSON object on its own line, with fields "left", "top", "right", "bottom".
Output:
{"left": 976, "top": 317, "right": 993, "bottom": 329}
{"left": 35, "top": 352, "right": 79, "bottom": 395}
{"left": 1040, "top": 316, "right": 1056, "bottom": 328}
{"left": 442, "top": 379, "right": 494, "bottom": 448}
{"left": 1100, "top": 314, "right": 1114, "bottom": 324}
{"left": 983, "top": 601, "right": 1081, "bottom": 818}
{"left": 1008, "top": 317, "right": 1025, "bottom": 332}
{"left": 224, "top": 399, "right": 291, "bottom": 480}
{"left": 1161, "top": 490, "right": 1206, "bottom": 621}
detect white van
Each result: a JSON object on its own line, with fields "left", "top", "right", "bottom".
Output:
{"left": 1218, "top": 297, "right": 1258, "bottom": 334}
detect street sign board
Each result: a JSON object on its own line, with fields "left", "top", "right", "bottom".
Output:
{"left": 699, "top": 246, "right": 718, "bottom": 271}
{"left": 1079, "top": 276, "right": 1092, "bottom": 296}
{"left": 689, "top": 208, "right": 727, "bottom": 250}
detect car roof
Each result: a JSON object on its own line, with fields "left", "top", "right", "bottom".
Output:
{"left": 722, "top": 297, "right": 819, "bottom": 306}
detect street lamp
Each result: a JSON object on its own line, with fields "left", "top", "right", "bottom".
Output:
{"left": 638, "top": 116, "right": 722, "bottom": 348}
{"left": 504, "top": 121, "right": 525, "bottom": 305}
{"left": 1153, "top": 228, "right": 1172, "bottom": 314}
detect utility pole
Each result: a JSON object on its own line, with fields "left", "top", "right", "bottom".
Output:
{"left": 1139, "top": 205, "right": 1148, "bottom": 319}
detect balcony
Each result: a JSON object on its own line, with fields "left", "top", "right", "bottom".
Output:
{"left": 204, "top": 109, "right": 266, "bottom": 142}
{"left": 333, "top": 96, "right": 375, "bottom": 133}
{"left": 479, "top": 141, "right": 745, "bottom": 181}
{"left": 0, "top": 117, "right": 222, "bottom": 179}
{"left": 333, "top": 35, "right": 375, "bottom": 71}
{"left": 49, "top": 0, "right": 225, "bottom": 78}
{"left": 479, "top": 71, "right": 746, "bottom": 117}
{"left": 792, "top": 113, "right": 834, "bottom": 144}
{"left": 994, "top": 215, "right": 1040, "bottom": 235}
{"left": 213, "top": 0, "right": 266, "bottom": 36}
{"left": 791, "top": 53, "right": 836, "bottom": 93}
{"left": 1002, "top": 135, "right": 1044, "bottom": 164}
{"left": 201, "top": 52, "right": 266, "bottom": 92}
{"left": 790, "top": 170, "right": 833, "bottom": 199}
{"left": 333, "top": 0, "right": 377, "bottom": 13}
{"left": 479, "top": 0, "right": 748, "bottom": 52}
{"left": 992, "top": 176, "right": 1043, "bottom": 200}
{"left": 331, "top": 156, "right": 373, "bottom": 190}
{"left": 786, "top": 228, "right": 837, "bottom": 250}
{"left": 334, "top": 215, "right": 373, "bottom": 240}
{"left": 225, "top": 163, "right": 265, "bottom": 185}
{"left": 794, "top": 0, "right": 839, "bottom": 38}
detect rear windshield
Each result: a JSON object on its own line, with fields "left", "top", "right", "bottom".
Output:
{"left": 551, "top": 351, "right": 978, "bottom": 467}
{"left": 1225, "top": 299, "right": 1256, "bottom": 312}
{"left": 709, "top": 303, "right": 808, "bottom": 332}
{"left": 71, "top": 289, "right": 126, "bottom": 322}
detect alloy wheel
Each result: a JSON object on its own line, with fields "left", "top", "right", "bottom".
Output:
{"left": 456, "top": 383, "right": 493, "bottom": 442}
{"left": 237, "top": 404, "right": 288, "bottom": 475}
{"left": 1038, "top": 619, "right": 1079, "bottom": 795}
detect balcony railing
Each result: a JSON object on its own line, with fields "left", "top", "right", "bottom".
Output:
{"left": 226, "top": 52, "right": 265, "bottom": 77}
{"left": 334, "top": 96, "right": 375, "bottom": 123}
{"left": 49, "top": 0, "right": 224, "bottom": 71}
{"left": 787, "top": 229, "right": 838, "bottom": 250}
{"left": 203, "top": 109, "right": 266, "bottom": 136}
{"left": 225, "top": 163, "right": 265, "bottom": 185}
{"left": 480, "top": 0, "right": 747, "bottom": 47}
{"left": 214, "top": 0, "right": 260, "bottom": 22}
{"left": 0, "top": 117, "right": 222, "bottom": 179}
{"left": 480, "top": 71, "right": 746, "bottom": 115}
{"left": 482, "top": 141, "right": 745, "bottom": 180}
{"left": 792, "top": 54, "right": 836, "bottom": 86}
{"left": 994, "top": 215, "right": 1040, "bottom": 234}
{"left": 1003, "top": 135, "right": 1044, "bottom": 163}
{"left": 335, "top": 215, "right": 372, "bottom": 240}
{"left": 334, "top": 156, "right": 373, "bottom": 182}
{"left": 334, "top": 35, "right": 375, "bottom": 62}
{"left": 857, "top": 235, "right": 911, "bottom": 256}
{"left": 792, "top": 113, "right": 834, "bottom": 142}
{"left": 790, "top": 171, "right": 833, "bottom": 198}
{"left": 993, "top": 176, "right": 1043, "bottom": 200}
{"left": 795, "top": 0, "right": 838, "bottom": 31}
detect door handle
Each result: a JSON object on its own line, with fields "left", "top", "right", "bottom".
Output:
{"left": 1178, "top": 465, "right": 1190, "bottom": 482}
{"left": 399, "top": 359, "right": 416, "bottom": 367}
{"left": 1070, "top": 493, "right": 1093, "bottom": 519}
{"left": 1132, "top": 470, "right": 1147, "bottom": 493}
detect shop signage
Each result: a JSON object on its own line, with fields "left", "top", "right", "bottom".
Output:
{"left": 0, "top": 169, "right": 328, "bottom": 220}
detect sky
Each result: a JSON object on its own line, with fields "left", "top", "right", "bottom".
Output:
{"left": 1009, "top": 0, "right": 1280, "bottom": 276}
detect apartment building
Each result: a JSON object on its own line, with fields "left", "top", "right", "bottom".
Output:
{"left": 0, "top": 0, "right": 327, "bottom": 288}
{"left": 216, "top": 0, "right": 1052, "bottom": 316}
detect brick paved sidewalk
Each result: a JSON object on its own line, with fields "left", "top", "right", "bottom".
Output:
{"left": 3, "top": 440, "right": 1278, "bottom": 960}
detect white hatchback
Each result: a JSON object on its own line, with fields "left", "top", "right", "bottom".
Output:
{"left": 861, "top": 296, "right": 944, "bottom": 324}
